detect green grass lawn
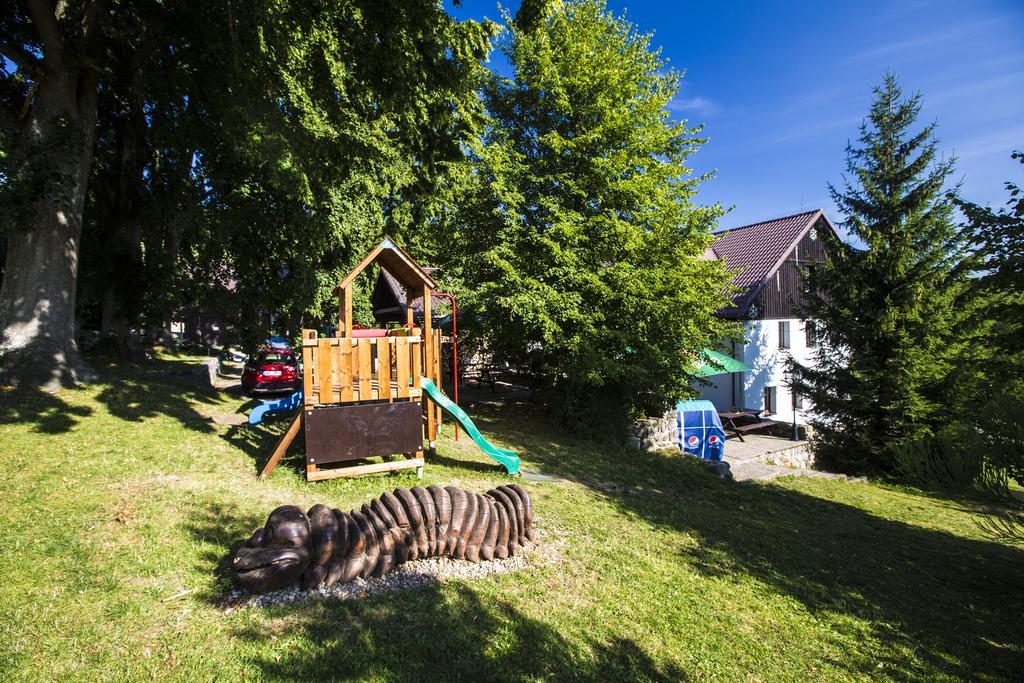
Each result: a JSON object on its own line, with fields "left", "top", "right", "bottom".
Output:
{"left": 1, "top": 355, "right": 1021, "bottom": 681}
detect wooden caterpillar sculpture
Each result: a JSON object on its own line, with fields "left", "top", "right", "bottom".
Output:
{"left": 232, "top": 485, "right": 534, "bottom": 593}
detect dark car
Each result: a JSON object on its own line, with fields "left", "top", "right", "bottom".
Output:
{"left": 241, "top": 350, "right": 301, "bottom": 395}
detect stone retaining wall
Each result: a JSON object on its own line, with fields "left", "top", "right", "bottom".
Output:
{"left": 628, "top": 410, "right": 678, "bottom": 451}
{"left": 760, "top": 443, "right": 815, "bottom": 469}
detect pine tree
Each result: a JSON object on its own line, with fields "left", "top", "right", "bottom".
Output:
{"left": 793, "top": 75, "right": 980, "bottom": 473}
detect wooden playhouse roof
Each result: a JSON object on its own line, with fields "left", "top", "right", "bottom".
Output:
{"left": 336, "top": 237, "right": 438, "bottom": 293}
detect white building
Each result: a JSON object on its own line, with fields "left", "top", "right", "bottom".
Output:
{"left": 697, "top": 210, "right": 838, "bottom": 426}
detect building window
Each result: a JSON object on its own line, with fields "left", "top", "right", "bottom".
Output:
{"left": 763, "top": 386, "right": 777, "bottom": 415}
{"left": 805, "top": 320, "right": 818, "bottom": 348}
{"left": 794, "top": 392, "right": 804, "bottom": 410}
{"left": 778, "top": 321, "right": 791, "bottom": 349}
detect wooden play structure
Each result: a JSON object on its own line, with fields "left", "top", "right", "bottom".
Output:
{"left": 259, "top": 238, "right": 444, "bottom": 481}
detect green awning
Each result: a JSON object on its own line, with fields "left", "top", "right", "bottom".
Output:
{"left": 694, "top": 348, "right": 752, "bottom": 377}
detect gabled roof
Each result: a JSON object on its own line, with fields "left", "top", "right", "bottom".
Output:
{"left": 708, "top": 209, "right": 833, "bottom": 314}
{"left": 336, "top": 237, "right": 437, "bottom": 294}
{"left": 371, "top": 267, "right": 447, "bottom": 323}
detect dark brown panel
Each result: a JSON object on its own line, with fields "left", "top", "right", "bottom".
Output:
{"left": 305, "top": 401, "right": 422, "bottom": 465}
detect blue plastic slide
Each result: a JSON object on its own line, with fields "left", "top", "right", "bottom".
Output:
{"left": 248, "top": 390, "right": 304, "bottom": 425}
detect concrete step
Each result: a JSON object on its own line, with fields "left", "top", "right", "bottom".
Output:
{"left": 729, "top": 461, "right": 857, "bottom": 484}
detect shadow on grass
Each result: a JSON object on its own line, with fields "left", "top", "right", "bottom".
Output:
{"left": 0, "top": 387, "right": 94, "bottom": 433}
{"left": 231, "top": 585, "right": 687, "bottom": 682}
{"left": 88, "top": 355, "right": 223, "bottom": 434}
{"left": 474, "top": 403, "right": 1024, "bottom": 681}
{"left": 222, "top": 412, "right": 308, "bottom": 477}
{"left": 182, "top": 498, "right": 266, "bottom": 603}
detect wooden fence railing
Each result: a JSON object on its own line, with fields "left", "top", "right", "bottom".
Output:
{"left": 301, "top": 330, "right": 423, "bottom": 405}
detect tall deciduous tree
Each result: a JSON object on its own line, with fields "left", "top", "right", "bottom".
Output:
{"left": 792, "top": 75, "right": 980, "bottom": 473}
{"left": 441, "top": 0, "right": 736, "bottom": 431}
{"left": 195, "top": 0, "right": 496, "bottom": 349}
{"left": 0, "top": 0, "right": 108, "bottom": 389}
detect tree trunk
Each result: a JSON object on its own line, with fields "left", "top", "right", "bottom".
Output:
{"left": 0, "top": 44, "right": 100, "bottom": 390}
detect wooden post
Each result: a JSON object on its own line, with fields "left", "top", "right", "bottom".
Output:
{"left": 422, "top": 284, "right": 436, "bottom": 446}
{"left": 405, "top": 288, "right": 415, "bottom": 327}
{"left": 302, "top": 329, "right": 316, "bottom": 406}
{"left": 259, "top": 411, "right": 303, "bottom": 480}
{"left": 340, "top": 285, "right": 353, "bottom": 337}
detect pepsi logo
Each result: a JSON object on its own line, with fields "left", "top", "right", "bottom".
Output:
{"left": 708, "top": 435, "right": 721, "bottom": 445}
{"left": 687, "top": 435, "right": 700, "bottom": 447}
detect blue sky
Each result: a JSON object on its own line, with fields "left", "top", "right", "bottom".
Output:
{"left": 449, "top": 0, "right": 1024, "bottom": 230}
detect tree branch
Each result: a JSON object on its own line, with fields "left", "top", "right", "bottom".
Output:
{"left": 0, "top": 42, "right": 43, "bottom": 77}
{"left": 25, "top": 0, "right": 64, "bottom": 63}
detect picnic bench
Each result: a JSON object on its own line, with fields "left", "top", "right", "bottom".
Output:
{"left": 718, "top": 409, "right": 776, "bottom": 442}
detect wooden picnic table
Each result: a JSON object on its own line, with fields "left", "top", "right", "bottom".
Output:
{"left": 718, "top": 409, "right": 776, "bottom": 442}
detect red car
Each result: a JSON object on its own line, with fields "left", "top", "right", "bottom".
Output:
{"left": 241, "top": 350, "right": 301, "bottom": 395}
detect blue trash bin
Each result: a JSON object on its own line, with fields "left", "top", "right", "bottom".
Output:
{"left": 676, "top": 400, "right": 726, "bottom": 462}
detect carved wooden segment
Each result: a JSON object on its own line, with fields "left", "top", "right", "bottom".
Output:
{"left": 308, "top": 505, "right": 337, "bottom": 565}
{"left": 491, "top": 497, "right": 510, "bottom": 560}
{"left": 428, "top": 485, "right": 452, "bottom": 555}
{"left": 466, "top": 493, "right": 490, "bottom": 563}
{"left": 370, "top": 497, "right": 402, "bottom": 562}
{"left": 411, "top": 486, "right": 437, "bottom": 556}
{"left": 498, "top": 485, "right": 527, "bottom": 544}
{"left": 394, "top": 488, "right": 424, "bottom": 560}
{"left": 367, "top": 505, "right": 395, "bottom": 576}
{"left": 351, "top": 509, "right": 378, "bottom": 579}
{"left": 509, "top": 484, "right": 537, "bottom": 542}
{"left": 376, "top": 492, "right": 408, "bottom": 560}
{"left": 339, "top": 511, "right": 365, "bottom": 583}
{"left": 446, "top": 487, "right": 467, "bottom": 556}
{"left": 358, "top": 339, "right": 372, "bottom": 398}
{"left": 481, "top": 497, "right": 499, "bottom": 562}
{"left": 491, "top": 487, "right": 519, "bottom": 553}
{"left": 378, "top": 338, "right": 392, "bottom": 400}
{"left": 456, "top": 490, "right": 478, "bottom": 560}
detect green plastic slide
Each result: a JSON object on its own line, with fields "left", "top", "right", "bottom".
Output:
{"left": 420, "top": 377, "right": 520, "bottom": 475}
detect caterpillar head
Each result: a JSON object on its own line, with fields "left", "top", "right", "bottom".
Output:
{"left": 232, "top": 505, "right": 311, "bottom": 593}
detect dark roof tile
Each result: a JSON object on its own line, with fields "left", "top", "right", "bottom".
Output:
{"left": 711, "top": 209, "right": 823, "bottom": 311}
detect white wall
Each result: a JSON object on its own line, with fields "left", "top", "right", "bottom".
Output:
{"left": 695, "top": 319, "right": 817, "bottom": 425}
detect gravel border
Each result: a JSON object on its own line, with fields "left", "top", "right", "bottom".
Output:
{"left": 222, "top": 527, "right": 559, "bottom": 611}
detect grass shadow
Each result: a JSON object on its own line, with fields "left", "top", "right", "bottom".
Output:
{"left": 476, "top": 402, "right": 1024, "bottom": 680}
{"left": 181, "top": 498, "right": 265, "bottom": 604}
{"left": 229, "top": 583, "right": 687, "bottom": 682}
{"left": 222, "top": 412, "right": 307, "bottom": 477}
{"left": 0, "top": 387, "right": 94, "bottom": 433}
{"left": 89, "top": 355, "right": 223, "bottom": 434}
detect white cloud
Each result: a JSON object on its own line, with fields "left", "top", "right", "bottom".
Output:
{"left": 948, "top": 124, "right": 1024, "bottom": 161}
{"left": 668, "top": 96, "right": 721, "bottom": 117}
{"left": 843, "top": 19, "right": 1001, "bottom": 65}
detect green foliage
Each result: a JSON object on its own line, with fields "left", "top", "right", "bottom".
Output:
{"left": 957, "top": 150, "right": 1024, "bottom": 377}
{"left": 440, "top": 0, "right": 737, "bottom": 432}
{"left": 191, "top": 0, "right": 497, "bottom": 347}
{"left": 792, "top": 75, "right": 983, "bottom": 473}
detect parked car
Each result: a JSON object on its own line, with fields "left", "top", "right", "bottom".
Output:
{"left": 265, "top": 336, "right": 292, "bottom": 353}
{"left": 220, "top": 346, "right": 248, "bottom": 363}
{"left": 241, "top": 350, "right": 301, "bottom": 395}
